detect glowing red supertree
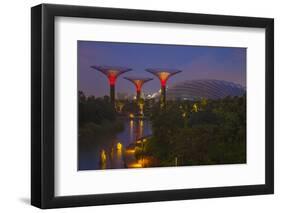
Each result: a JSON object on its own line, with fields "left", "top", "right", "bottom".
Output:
{"left": 145, "top": 68, "right": 182, "bottom": 105}
{"left": 91, "top": 65, "right": 132, "bottom": 103}
{"left": 123, "top": 77, "right": 153, "bottom": 102}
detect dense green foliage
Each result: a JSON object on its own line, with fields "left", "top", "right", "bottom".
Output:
{"left": 145, "top": 95, "right": 246, "bottom": 166}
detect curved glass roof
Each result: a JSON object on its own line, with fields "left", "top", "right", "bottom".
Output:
{"left": 166, "top": 79, "right": 245, "bottom": 100}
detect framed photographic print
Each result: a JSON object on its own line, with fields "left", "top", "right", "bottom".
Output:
{"left": 31, "top": 4, "right": 274, "bottom": 209}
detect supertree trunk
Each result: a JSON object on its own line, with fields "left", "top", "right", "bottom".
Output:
{"left": 110, "top": 84, "right": 115, "bottom": 104}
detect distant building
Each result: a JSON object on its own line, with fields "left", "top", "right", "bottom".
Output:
{"left": 166, "top": 79, "right": 245, "bottom": 101}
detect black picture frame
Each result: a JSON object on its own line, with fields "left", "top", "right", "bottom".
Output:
{"left": 31, "top": 3, "right": 274, "bottom": 209}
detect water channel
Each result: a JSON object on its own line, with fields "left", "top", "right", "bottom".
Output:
{"left": 78, "top": 118, "right": 152, "bottom": 170}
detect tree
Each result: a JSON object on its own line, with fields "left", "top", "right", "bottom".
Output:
{"left": 145, "top": 95, "right": 246, "bottom": 166}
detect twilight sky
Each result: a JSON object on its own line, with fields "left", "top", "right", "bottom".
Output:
{"left": 78, "top": 41, "right": 246, "bottom": 97}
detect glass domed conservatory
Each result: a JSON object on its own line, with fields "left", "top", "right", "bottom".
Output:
{"left": 166, "top": 79, "right": 245, "bottom": 101}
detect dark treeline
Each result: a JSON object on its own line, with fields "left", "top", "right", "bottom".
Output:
{"left": 79, "top": 91, "right": 124, "bottom": 137}
{"left": 143, "top": 95, "right": 246, "bottom": 166}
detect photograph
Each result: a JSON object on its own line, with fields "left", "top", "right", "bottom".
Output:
{"left": 78, "top": 41, "right": 247, "bottom": 171}
{"left": 29, "top": 2, "right": 274, "bottom": 209}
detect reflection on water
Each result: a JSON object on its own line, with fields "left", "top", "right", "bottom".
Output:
{"left": 78, "top": 118, "right": 152, "bottom": 170}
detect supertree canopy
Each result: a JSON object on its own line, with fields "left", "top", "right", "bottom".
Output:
{"left": 146, "top": 68, "right": 182, "bottom": 105}
{"left": 123, "top": 77, "right": 153, "bottom": 101}
{"left": 91, "top": 65, "right": 132, "bottom": 103}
